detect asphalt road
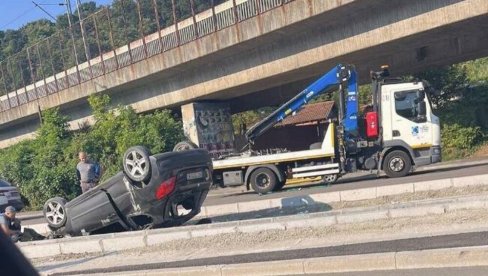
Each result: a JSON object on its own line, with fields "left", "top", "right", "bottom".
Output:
{"left": 47, "top": 231, "right": 488, "bottom": 275}
{"left": 205, "top": 158, "right": 488, "bottom": 206}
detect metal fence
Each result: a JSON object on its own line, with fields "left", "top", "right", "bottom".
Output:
{"left": 0, "top": 0, "right": 295, "bottom": 113}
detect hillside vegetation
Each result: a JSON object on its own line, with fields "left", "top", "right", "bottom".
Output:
{"left": 0, "top": 95, "right": 184, "bottom": 209}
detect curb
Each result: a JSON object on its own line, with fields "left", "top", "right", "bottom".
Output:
{"left": 24, "top": 173, "right": 488, "bottom": 235}
{"left": 416, "top": 158, "right": 488, "bottom": 172}
{"left": 20, "top": 193, "right": 488, "bottom": 259}
{"left": 199, "top": 173, "right": 488, "bottom": 218}
{"left": 92, "top": 245, "right": 488, "bottom": 275}
{"left": 17, "top": 213, "right": 43, "bottom": 220}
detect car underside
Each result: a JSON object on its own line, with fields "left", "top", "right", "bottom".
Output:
{"left": 43, "top": 147, "right": 213, "bottom": 237}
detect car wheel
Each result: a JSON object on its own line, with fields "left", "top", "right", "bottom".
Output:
{"left": 383, "top": 150, "right": 412, "bottom": 178}
{"left": 123, "top": 146, "right": 152, "bottom": 182}
{"left": 173, "top": 141, "right": 198, "bottom": 152}
{"left": 43, "top": 197, "right": 68, "bottom": 229}
{"left": 250, "top": 168, "right": 277, "bottom": 194}
{"left": 322, "top": 174, "right": 338, "bottom": 185}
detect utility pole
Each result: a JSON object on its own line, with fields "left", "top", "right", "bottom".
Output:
{"left": 75, "top": 0, "right": 91, "bottom": 62}
{"left": 65, "top": 0, "right": 80, "bottom": 66}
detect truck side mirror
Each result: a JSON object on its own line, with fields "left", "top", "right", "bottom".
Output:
{"left": 418, "top": 101, "right": 426, "bottom": 116}
{"left": 417, "top": 90, "right": 425, "bottom": 100}
{"left": 417, "top": 101, "right": 427, "bottom": 123}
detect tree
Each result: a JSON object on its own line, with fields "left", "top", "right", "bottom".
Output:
{"left": 414, "top": 64, "right": 468, "bottom": 110}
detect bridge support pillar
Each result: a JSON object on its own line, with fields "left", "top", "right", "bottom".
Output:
{"left": 181, "top": 102, "right": 236, "bottom": 157}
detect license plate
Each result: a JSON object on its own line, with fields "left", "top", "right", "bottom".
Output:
{"left": 186, "top": 171, "right": 203, "bottom": 180}
{"left": 0, "top": 196, "right": 7, "bottom": 205}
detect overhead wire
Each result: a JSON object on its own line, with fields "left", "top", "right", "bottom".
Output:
{"left": 0, "top": 6, "right": 37, "bottom": 30}
{"left": 1, "top": 1, "right": 69, "bottom": 30}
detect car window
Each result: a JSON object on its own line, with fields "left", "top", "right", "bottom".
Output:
{"left": 0, "top": 180, "right": 12, "bottom": 187}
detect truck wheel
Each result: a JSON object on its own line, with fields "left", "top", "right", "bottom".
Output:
{"left": 173, "top": 141, "right": 198, "bottom": 152}
{"left": 123, "top": 146, "right": 152, "bottom": 182}
{"left": 383, "top": 150, "right": 412, "bottom": 178}
{"left": 322, "top": 174, "right": 338, "bottom": 185}
{"left": 43, "top": 197, "right": 68, "bottom": 229}
{"left": 250, "top": 168, "right": 277, "bottom": 194}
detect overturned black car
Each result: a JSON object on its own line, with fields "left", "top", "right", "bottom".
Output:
{"left": 43, "top": 146, "right": 212, "bottom": 236}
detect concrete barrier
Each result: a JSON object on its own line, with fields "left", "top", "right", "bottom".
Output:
{"left": 199, "top": 173, "right": 488, "bottom": 218}
{"left": 21, "top": 192, "right": 488, "bottom": 259}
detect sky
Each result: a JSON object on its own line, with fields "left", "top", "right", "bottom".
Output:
{"left": 0, "top": 0, "right": 113, "bottom": 31}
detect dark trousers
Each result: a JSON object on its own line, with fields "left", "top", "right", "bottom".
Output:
{"left": 80, "top": 182, "right": 95, "bottom": 193}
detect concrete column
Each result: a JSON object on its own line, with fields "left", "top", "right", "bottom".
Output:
{"left": 181, "top": 102, "right": 236, "bottom": 157}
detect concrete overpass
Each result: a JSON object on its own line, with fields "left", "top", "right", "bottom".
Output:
{"left": 0, "top": 0, "right": 487, "bottom": 148}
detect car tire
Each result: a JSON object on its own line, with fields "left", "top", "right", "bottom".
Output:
{"left": 322, "top": 174, "right": 338, "bottom": 185}
{"left": 43, "top": 197, "right": 68, "bottom": 229}
{"left": 173, "top": 141, "right": 198, "bottom": 152}
{"left": 383, "top": 150, "right": 412, "bottom": 178}
{"left": 250, "top": 168, "right": 277, "bottom": 194}
{"left": 123, "top": 146, "right": 152, "bottom": 182}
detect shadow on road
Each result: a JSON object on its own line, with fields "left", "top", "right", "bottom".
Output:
{"left": 208, "top": 195, "right": 332, "bottom": 223}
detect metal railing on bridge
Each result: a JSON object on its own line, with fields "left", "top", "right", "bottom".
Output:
{"left": 0, "top": 0, "right": 295, "bottom": 113}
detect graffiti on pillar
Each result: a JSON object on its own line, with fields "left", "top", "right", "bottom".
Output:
{"left": 194, "top": 103, "right": 235, "bottom": 157}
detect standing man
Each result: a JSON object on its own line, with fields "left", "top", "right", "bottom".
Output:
{"left": 0, "top": 206, "right": 22, "bottom": 242}
{"left": 76, "top": 151, "right": 98, "bottom": 193}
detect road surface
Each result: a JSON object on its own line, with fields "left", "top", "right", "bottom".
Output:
{"left": 45, "top": 231, "right": 488, "bottom": 275}
{"left": 204, "top": 158, "right": 488, "bottom": 206}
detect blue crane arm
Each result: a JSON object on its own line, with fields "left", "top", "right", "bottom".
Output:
{"left": 245, "top": 64, "right": 357, "bottom": 144}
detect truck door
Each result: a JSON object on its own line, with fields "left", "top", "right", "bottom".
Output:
{"left": 389, "top": 87, "right": 433, "bottom": 151}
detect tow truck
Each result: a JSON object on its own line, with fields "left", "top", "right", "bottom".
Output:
{"left": 179, "top": 64, "right": 441, "bottom": 193}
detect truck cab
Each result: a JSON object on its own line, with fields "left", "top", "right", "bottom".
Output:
{"left": 380, "top": 81, "right": 441, "bottom": 167}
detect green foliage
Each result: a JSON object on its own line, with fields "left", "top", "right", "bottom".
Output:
{"left": 441, "top": 124, "right": 485, "bottom": 160}
{"left": 415, "top": 64, "right": 469, "bottom": 110}
{"left": 357, "top": 84, "right": 372, "bottom": 107}
{"left": 0, "top": 95, "right": 184, "bottom": 209}
{"left": 462, "top": 57, "right": 488, "bottom": 84}
{"left": 415, "top": 58, "right": 488, "bottom": 160}
{"left": 442, "top": 124, "right": 484, "bottom": 150}
{"left": 232, "top": 107, "right": 275, "bottom": 135}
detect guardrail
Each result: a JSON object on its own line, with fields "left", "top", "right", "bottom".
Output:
{"left": 0, "top": 0, "right": 295, "bottom": 113}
